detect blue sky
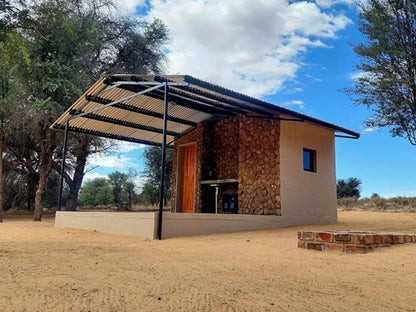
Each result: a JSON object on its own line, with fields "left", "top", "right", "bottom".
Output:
{"left": 86, "top": 0, "right": 416, "bottom": 198}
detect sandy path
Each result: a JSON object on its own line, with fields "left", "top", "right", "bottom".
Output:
{"left": 0, "top": 211, "right": 416, "bottom": 312}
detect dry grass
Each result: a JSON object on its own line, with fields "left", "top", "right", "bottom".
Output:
{"left": 0, "top": 210, "right": 416, "bottom": 311}
{"left": 338, "top": 196, "right": 416, "bottom": 213}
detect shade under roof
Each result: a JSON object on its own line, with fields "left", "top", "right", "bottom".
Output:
{"left": 51, "top": 74, "right": 360, "bottom": 146}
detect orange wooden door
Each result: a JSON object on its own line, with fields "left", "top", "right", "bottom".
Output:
{"left": 181, "top": 145, "right": 196, "bottom": 213}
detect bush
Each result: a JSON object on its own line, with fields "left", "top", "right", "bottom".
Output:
{"left": 371, "top": 196, "right": 387, "bottom": 209}
{"left": 79, "top": 178, "right": 114, "bottom": 206}
{"left": 337, "top": 197, "right": 359, "bottom": 210}
{"left": 337, "top": 194, "right": 416, "bottom": 212}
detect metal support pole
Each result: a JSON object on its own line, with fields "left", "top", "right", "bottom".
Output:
{"left": 58, "top": 120, "right": 69, "bottom": 211}
{"left": 214, "top": 185, "right": 219, "bottom": 214}
{"left": 157, "top": 82, "right": 169, "bottom": 240}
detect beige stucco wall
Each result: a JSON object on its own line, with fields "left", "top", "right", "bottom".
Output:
{"left": 56, "top": 211, "right": 300, "bottom": 239}
{"left": 55, "top": 211, "right": 157, "bottom": 239}
{"left": 280, "top": 120, "right": 337, "bottom": 225}
{"left": 161, "top": 213, "right": 289, "bottom": 238}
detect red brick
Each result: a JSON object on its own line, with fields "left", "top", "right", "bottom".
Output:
{"left": 315, "top": 232, "right": 333, "bottom": 242}
{"left": 404, "top": 235, "right": 413, "bottom": 243}
{"left": 374, "top": 234, "right": 382, "bottom": 244}
{"left": 364, "top": 235, "right": 375, "bottom": 245}
{"left": 353, "top": 234, "right": 375, "bottom": 245}
{"left": 392, "top": 235, "right": 405, "bottom": 244}
{"left": 344, "top": 245, "right": 371, "bottom": 254}
{"left": 353, "top": 234, "right": 365, "bottom": 245}
{"left": 334, "top": 233, "right": 352, "bottom": 243}
{"left": 306, "top": 242, "right": 327, "bottom": 251}
{"left": 298, "top": 241, "right": 306, "bottom": 248}
{"left": 381, "top": 234, "right": 393, "bottom": 244}
{"left": 327, "top": 243, "right": 344, "bottom": 252}
{"left": 301, "top": 231, "right": 315, "bottom": 241}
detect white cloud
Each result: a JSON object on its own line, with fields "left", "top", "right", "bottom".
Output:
{"left": 283, "top": 100, "right": 305, "bottom": 109}
{"left": 113, "top": 142, "right": 146, "bottom": 153}
{"left": 83, "top": 172, "right": 108, "bottom": 182}
{"left": 363, "top": 126, "right": 378, "bottom": 133}
{"left": 305, "top": 74, "right": 323, "bottom": 82}
{"left": 115, "top": 0, "right": 146, "bottom": 15}
{"left": 348, "top": 71, "right": 365, "bottom": 81}
{"left": 146, "top": 0, "right": 352, "bottom": 97}
{"left": 315, "top": 0, "right": 355, "bottom": 9}
{"left": 88, "top": 154, "right": 134, "bottom": 168}
{"left": 284, "top": 87, "right": 304, "bottom": 94}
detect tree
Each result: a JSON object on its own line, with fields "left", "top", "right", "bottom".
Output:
{"left": 124, "top": 168, "right": 138, "bottom": 210}
{"left": 348, "top": 0, "right": 416, "bottom": 145}
{"left": 140, "top": 182, "right": 160, "bottom": 206}
{"left": 337, "top": 177, "right": 362, "bottom": 198}
{"left": 54, "top": 136, "right": 114, "bottom": 211}
{"left": 79, "top": 178, "right": 113, "bottom": 206}
{"left": 0, "top": 25, "right": 28, "bottom": 221}
{"left": 107, "top": 169, "right": 139, "bottom": 210}
{"left": 108, "top": 171, "right": 128, "bottom": 208}
{"left": 0, "top": 0, "right": 169, "bottom": 218}
{"left": 42, "top": 171, "right": 68, "bottom": 208}
{"left": 141, "top": 146, "right": 173, "bottom": 206}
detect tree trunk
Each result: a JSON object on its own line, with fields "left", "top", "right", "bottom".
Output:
{"left": 33, "top": 169, "right": 46, "bottom": 221}
{"left": 128, "top": 189, "right": 132, "bottom": 211}
{"left": 34, "top": 132, "right": 55, "bottom": 221}
{"left": 64, "top": 157, "right": 87, "bottom": 211}
{"left": 0, "top": 129, "right": 3, "bottom": 222}
{"left": 26, "top": 170, "right": 38, "bottom": 211}
{"left": 63, "top": 138, "right": 89, "bottom": 211}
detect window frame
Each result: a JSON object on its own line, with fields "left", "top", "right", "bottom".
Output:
{"left": 303, "top": 148, "right": 317, "bottom": 173}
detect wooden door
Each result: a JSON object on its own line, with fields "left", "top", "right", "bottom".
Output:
{"left": 181, "top": 145, "right": 196, "bottom": 213}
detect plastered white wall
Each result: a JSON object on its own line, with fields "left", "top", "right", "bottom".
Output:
{"left": 280, "top": 120, "right": 337, "bottom": 225}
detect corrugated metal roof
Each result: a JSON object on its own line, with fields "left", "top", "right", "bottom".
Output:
{"left": 51, "top": 74, "right": 360, "bottom": 146}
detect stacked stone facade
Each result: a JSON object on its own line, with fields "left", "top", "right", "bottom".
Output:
{"left": 171, "top": 114, "right": 281, "bottom": 215}
{"left": 238, "top": 116, "right": 280, "bottom": 215}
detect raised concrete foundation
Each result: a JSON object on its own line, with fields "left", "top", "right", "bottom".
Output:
{"left": 55, "top": 211, "right": 320, "bottom": 239}
{"left": 55, "top": 211, "right": 157, "bottom": 239}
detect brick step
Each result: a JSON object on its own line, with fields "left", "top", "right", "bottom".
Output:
{"left": 298, "top": 230, "right": 416, "bottom": 254}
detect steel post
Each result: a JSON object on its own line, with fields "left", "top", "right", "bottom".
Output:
{"left": 58, "top": 120, "right": 69, "bottom": 211}
{"left": 157, "top": 82, "right": 169, "bottom": 240}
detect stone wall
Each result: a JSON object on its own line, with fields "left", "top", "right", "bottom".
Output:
{"left": 171, "top": 115, "right": 281, "bottom": 215}
{"left": 238, "top": 116, "right": 280, "bottom": 215}
{"left": 212, "top": 116, "right": 239, "bottom": 213}
{"left": 214, "top": 116, "right": 239, "bottom": 179}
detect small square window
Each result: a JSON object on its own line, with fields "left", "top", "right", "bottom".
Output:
{"left": 303, "top": 148, "right": 316, "bottom": 172}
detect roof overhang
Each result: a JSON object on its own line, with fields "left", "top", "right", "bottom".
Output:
{"left": 51, "top": 74, "right": 360, "bottom": 146}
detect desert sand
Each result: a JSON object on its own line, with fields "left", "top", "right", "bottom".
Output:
{"left": 0, "top": 210, "right": 415, "bottom": 312}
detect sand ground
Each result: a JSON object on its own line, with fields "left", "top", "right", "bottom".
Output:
{"left": 0, "top": 210, "right": 416, "bottom": 312}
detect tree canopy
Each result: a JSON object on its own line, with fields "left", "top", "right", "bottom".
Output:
{"left": 142, "top": 146, "right": 173, "bottom": 206}
{"left": 79, "top": 178, "right": 113, "bottom": 206}
{"left": 348, "top": 0, "right": 416, "bottom": 145}
{"left": 0, "top": 0, "right": 169, "bottom": 218}
{"left": 337, "top": 177, "right": 362, "bottom": 198}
